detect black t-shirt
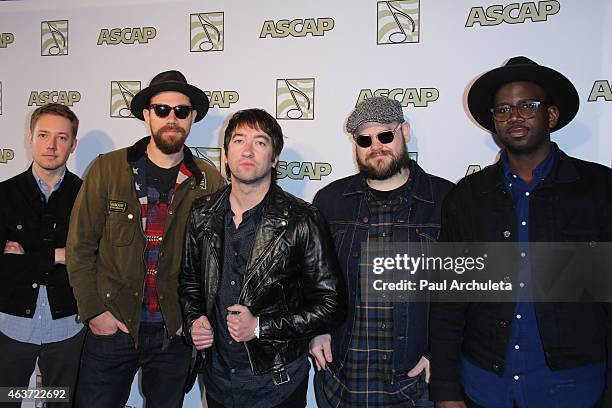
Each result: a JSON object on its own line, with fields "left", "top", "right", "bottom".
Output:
{"left": 145, "top": 158, "right": 180, "bottom": 202}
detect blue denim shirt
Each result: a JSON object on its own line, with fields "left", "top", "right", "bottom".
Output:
{"left": 313, "top": 161, "right": 453, "bottom": 378}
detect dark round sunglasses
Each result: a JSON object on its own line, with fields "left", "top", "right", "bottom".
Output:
{"left": 149, "top": 104, "right": 193, "bottom": 120}
{"left": 352, "top": 122, "right": 402, "bottom": 148}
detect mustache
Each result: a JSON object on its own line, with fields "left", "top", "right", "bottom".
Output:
{"left": 366, "top": 150, "right": 393, "bottom": 160}
{"left": 159, "top": 124, "right": 187, "bottom": 135}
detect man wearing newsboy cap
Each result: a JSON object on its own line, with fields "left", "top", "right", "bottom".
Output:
{"left": 430, "top": 57, "right": 612, "bottom": 408}
{"left": 67, "top": 70, "right": 224, "bottom": 407}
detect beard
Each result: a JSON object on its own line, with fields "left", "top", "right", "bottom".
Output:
{"left": 357, "top": 144, "right": 411, "bottom": 180}
{"left": 152, "top": 125, "right": 188, "bottom": 154}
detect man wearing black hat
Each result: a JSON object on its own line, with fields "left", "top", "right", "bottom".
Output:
{"left": 66, "top": 70, "right": 224, "bottom": 408}
{"left": 430, "top": 57, "right": 612, "bottom": 408}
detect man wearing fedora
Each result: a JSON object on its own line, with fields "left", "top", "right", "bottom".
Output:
{"left": 66, "top": 70, "right": 224, "bottom": 407}
{"left": 430, "top": 57, "right": 612, "bottom": 408}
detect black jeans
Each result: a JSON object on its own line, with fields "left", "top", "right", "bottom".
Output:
{"left": 74, "top": 325, "right": 191, "bottom": 408}
{"left": 206, "top": 376, "right": 308, "bottom": 408}
{"left": 0, "top": 328, "right": 85, "bottom": 408}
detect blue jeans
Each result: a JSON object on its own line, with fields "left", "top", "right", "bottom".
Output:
{"left": 74, "top": 325, "right": 191, "bottom": 408}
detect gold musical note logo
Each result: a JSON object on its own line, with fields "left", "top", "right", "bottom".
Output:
{"left": 41, "top": 20, "right": 68, "bottom": 56}
{"left": 110, "top": 81, "right": 141, "bottom": 118}
{"left": 188, "top": 147, "right": 222, "bottom": 172}
{"left": 276, "top": 78, "right": 315, "bottom": 120}
{"left": 190, "top": 13, "right": 224, "bottom": 52}
{"left": 377, "top": 0, "right": 419, "bottom": 44}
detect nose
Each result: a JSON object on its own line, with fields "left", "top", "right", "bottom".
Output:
{"left": 46, "top": 136, "right": 58, "bottom": 150}
{"left": 508, "top": 105, "right": 524, "bottom": 122}
{"left": 241, "top": 140, "right": 254, "bottom": 157}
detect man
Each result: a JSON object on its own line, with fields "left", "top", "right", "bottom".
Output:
{"left": 66, "top": 70, "right": 224, "bottom": 408}
{"left": 430, "top": 57, "right": 612, "bottom": 408}
{"left": 310, "top": 96, "right": 453, "bottom": 407}
{"left": 179, "top": 108, "right": 345, "bottom": 408}
{"left": 0, "top": 103, "right": 82, "bottom": 407}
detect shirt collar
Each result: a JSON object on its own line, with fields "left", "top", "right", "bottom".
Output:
{"left": 31, "top": 166, "right": 66, "bottom": 199}
{"left": 500, "top": 142, "right": 558, "bottom": 185}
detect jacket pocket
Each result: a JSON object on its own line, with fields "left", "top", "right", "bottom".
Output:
{"left": 105, "top": 212, "right": 136, "bottom": 247}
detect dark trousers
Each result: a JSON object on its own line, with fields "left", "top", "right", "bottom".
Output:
{"left": 206, "top": 376, "right": 308, "bottom": 408}
{"left": 0, "top": 328, "right": 85, "bottom": 408}
{"left": 74, "top": 326, "right": 192, "bottom": 408}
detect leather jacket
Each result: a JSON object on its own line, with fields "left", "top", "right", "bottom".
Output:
{"left": 180, "top": 183, "right": 346, "bottom": 376}
{"left": 429, "top": 149, "right": 612, "bottom": 402}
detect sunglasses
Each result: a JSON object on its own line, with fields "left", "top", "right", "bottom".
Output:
{"left": 149, "top": 104, "right": 193, "bottom": 120}
{"left": 353, "top": 122, "right": 402, "bottom": 148}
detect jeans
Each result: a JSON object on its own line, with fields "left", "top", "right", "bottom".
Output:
{"left": 74, "top": 325, "right": 191, "bottom": 408}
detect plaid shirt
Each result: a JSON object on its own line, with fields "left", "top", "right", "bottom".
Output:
{"left": 322, "top": 173, "right": 427, "bottom": 407}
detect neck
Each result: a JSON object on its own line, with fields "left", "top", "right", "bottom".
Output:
{"left": 229, "top": 179, "right": 271, "bottom": 218}
{"left": 32, "top": 162, "right": 65, "bottom": 188}
{"left": 146, "top": 140, "right": 184, "bottom": 168}
{"left": 366, "top": 167, "right": 410, "bottom": 191}
{"left": 506, "top": 143, "right": 551, "bottom": 184}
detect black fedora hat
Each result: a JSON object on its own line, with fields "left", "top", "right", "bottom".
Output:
{"left": 467, "top": 56, "right": 579, "bottom": 133}
{"left": 130, "top": 70, "right": 209, "bottom": 122}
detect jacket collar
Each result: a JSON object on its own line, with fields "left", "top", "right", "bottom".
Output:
{"left": 341, "top": 160, "right": 437, "bottom": 205}
{"left": 126, "top": 136, "right": 203, "bottom": 184}
{"left": 209, "top": 182, "right": 290, "bottom": 218}
{"left": 479, "top": 146, "right": 579, "bottom": 195}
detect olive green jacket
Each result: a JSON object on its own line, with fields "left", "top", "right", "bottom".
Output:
{"left": 66, "top": 137, "right": 224, "bottom": 347}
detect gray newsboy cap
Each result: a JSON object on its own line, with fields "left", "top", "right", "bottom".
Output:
{"left": 346, "top": 96, "right": 404, "bottom": 133}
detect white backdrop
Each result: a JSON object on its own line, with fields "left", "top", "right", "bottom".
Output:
{"left": 1, "top": 0, "right": 611, "bottom": 407}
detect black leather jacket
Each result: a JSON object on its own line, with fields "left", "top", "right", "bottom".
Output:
{"left": 430, "top": 149, "right": 612, "bottom": 403}
{"left": 180, "top": 183, "right": 346, "bottom": 376}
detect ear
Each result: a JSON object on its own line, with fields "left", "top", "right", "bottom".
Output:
{"left": 191, "top": 109, "right": 197, "bottom": 124}
{"left": 401, "top": 122, "right": 411, "bottom": 144}
{"left": 547, "top": 105, "right": 560, "bottom": 129}
{"left": 272, "top": 155, "right": 279, "bottom": 168}
{"left": 70, "top": 137, "right": 78, "bottom": 154}
{"left": 143, "top": 108, "right": 151, "bottom": 125}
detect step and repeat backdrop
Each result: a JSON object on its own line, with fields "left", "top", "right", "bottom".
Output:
{"left": 1, "top": 0, "right": 611, "bottom": 406}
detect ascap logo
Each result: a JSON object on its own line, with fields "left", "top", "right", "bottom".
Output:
{"left": 588, "top": 80, "right": 612, "bottom": 102}
{"left": 41, "top": 20, "right": 68, "bottom": 56}
{"left": 466, "top": 164, "right": 482, "bottom": 176}
{"left": 110, "top": 81, "right": 141, "bottom": 118}
{"left": 28, "top": 91, "right": 81, "bottom": 107}
{"left": 377, "top": 0, "right": 420, "bottom": 44}
{"left": 190, "top": 13, "right": 224, "bottom": 52}
{"left": 205, "top": 90, "right": 239, "bottom": 109}
{"left": 466, "top": 1, "right": 560, "bottom": 27}
{"left": 277, "top": 162, "right": 332, "bottom": 181}
{"left": 276, "top": 78, "right": 315, "bottom": 120}
{"left": 0, "top": 149, "right": 14, "bottom": 164}
{"left": 356, "top": 88, "right": 439, "bottom": 107}
{"left": 189, "top": 147, "right": 222, "bottom": 172}
{"left": 0, "top": 33, "right": 15, "bottom": 48}
{"left": 97, "top": 27, "right": 156, "bottom": 45}
{"left": 260, "top": 18, "right": 334, "bottom": 38}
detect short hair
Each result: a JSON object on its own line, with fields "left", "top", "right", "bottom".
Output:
{"left": 223, "top": 108, "right": 284, "bottom": 180}
{"left": 29, "top": 103, "right": 79, "bottom": 139}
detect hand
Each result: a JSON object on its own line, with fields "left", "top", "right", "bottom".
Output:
{"left": 191, "top": 315, "right": 214, "bottom": 350}
{"left": 226, "top": 304, "right": 257, "bottom": 342}
{"left": 4, "top": 240, "right": 24, "bottom": 255}
{"left": 436, "top": 402, "right": 467, "bottom": 408}
{"left": 89, "top": 311, "right": 129, "bottom": 336}
{"left": 309, "top": 334, "right": 332, "bottom": 371}
{"left": 408, "top": 355, "right": 430, "bottom": 383}
{"left": 54, "top": 248, "right": 65, "bottom": 265}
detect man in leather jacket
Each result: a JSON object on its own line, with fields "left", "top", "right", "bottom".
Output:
{"left": 179, "top": 108, "right": 346, "bottom": 408}
{"left": 430, "top": 57, "right": 612, "bottom": 408}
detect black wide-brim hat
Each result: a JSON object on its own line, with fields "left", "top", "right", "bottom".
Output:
{"left": 467, "top": 56, "right": 579, "bottom": 133}
{"left": 130, "top": 70, "right": 209, "bottom": 122}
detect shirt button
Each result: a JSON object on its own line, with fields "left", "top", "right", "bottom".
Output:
{"left": 521, "top": 221, "right": 526, "bottom": 226}
{"left": 233, "top": 251, "right": 238, "bottom": 257}
{"left": 280, "top": 220, "right": 287, "bottom": 226}
{"left": 381, "top": 323, "right": 386, "bottom": 329}
{"left": 168, "top": 210, "right": 173, "bottom": 215}
{"left": 382, "top": 355, "right": 388, "bottom": 360}
{"left": 228, "top": 340, "right": 233, "bottom": 345}
{"left": 503, "top": 230, "right": 511, "bottom": 238}
{"left": 230, "top": 280, "right": 236, "bottom": 286}
{"left": 230, "top": 368, "right": 236, "bottom": 374}
{"left": 525, "top": 192, "right": 530, "bottom": 197}
{"left": 514, "top": 345, "right": 520, "bottom": 350}
{"left": 16, "top": 224, "right": 23, "bottom": 230}
{"left": 513, "top": 174, "right": 518, "bottom": 179}
{"left": 514, "top": 375, "right": 519, "bottom": 380}
{"left": 32, "top": 283, "right": 38, "bottom": 288}
{"left": 520, "top": 252, "right": 526, "bottom": 257}
{"left": 128, "top": 213, "right": 134, "bottom": 220}
{"left": 362, "top": 217, "right": 369, "bottom": 223}
{"left": 519, "top": 282, "right": 525, "bottom": 288}
{"left": 516, "top": 314, "right": 522, "bottom": 319}
{"left": 25, "top": 309, "right": 31, "bottom": 315}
